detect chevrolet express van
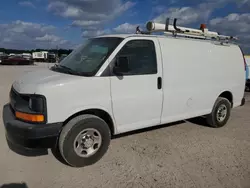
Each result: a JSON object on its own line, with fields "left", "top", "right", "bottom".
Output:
{"left": 3, "top": 21, "right": 246, "bottom": 167}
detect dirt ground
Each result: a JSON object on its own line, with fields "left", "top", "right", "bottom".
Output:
{"left": 0, "top": 64, "right": 250, "bottom": 188}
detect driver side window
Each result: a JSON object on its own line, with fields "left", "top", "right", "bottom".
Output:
{"left": 114, "top": 39, "right": 157, "bottom": 76}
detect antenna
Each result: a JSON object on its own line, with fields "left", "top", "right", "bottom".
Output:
{"left": 144, "top": 18, "right": 238, "bottom": 41}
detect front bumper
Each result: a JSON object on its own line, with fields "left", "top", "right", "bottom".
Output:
{"left": 3, "top": 103, "right": 63, "bottom": 149}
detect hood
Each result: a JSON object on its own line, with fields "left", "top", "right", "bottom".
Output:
{"left": 12, "top": 68, "right": 83, "bottom": 94}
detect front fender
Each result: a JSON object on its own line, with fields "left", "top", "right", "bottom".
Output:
{"left": 66, "top": 105, "right": 117, "bottom": 134}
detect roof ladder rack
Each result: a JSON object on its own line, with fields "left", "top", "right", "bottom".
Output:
{"left": 136, "top": 17, "right": 238, "bottom": 42}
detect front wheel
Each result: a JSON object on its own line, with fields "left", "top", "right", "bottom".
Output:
{"left": 59, "top": 114, "right": 111, "bottom": 167}
{"left": 206, "top": 97, "right": 231, "bottom": 128}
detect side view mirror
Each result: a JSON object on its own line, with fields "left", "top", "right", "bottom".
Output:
{"left": 113, "top": 56, "right": 130, "bottom": 75}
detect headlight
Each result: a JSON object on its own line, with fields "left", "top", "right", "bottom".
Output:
{"left": 28, "top": 96, "right": 45, "bottom": 113}
{"left": 16, "top": 96, "right": 46, "bottom": 123}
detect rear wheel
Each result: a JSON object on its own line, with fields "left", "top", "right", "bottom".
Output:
{"left": 59, "top": 114, "right": 111, "bottom": 167}
{"left": 206, "top": 97, "right": 231, "bottom": 128}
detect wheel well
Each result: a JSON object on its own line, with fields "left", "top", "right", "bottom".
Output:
{"left": 219, "top": 91, "right": 233, "bottom": 107}
{"left": 64, "top": 109, "right": 115, "bottom": 135}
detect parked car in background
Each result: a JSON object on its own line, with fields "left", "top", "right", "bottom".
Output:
{"left": 22, "top": 53, "right": 32, "bottom": 60}
{"left": 8, "top": 53, "right": 16, "bottom": 57}
{"left": 47, "top": 53, "right": 57, "bottom": 63}
{"left": 1, "top": 54, "right": 33, "bottom": 65}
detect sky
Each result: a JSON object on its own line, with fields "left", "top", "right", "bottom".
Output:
{"left": 0, "top": 0, "right": 250, "bottom": 54}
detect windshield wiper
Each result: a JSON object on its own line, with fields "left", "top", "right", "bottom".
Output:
{"left": 51, "top": 64, "right": 92, "bottom": 76}
{"left": 52, "top": 64, "right": 79, "bottom": 75}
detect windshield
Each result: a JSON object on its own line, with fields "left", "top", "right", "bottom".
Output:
{"left": 52, "top": 37, "right": 124, "bottom": 76}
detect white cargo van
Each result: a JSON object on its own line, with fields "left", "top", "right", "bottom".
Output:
{"left": 3, "top": 19, "right": 246, "bottom": 167}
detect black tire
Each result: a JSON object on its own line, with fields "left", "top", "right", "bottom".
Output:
{"left": 206, "top": 97, "right": 231, "bottom": 128}
{"left": 59, "top": 114, "right": 111, "bottom": 167}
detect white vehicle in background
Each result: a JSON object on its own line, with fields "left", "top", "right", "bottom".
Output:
{"left": 8, "top": 53, "right": 16, "bottom": 57}
{"left": 22, "top": 53, "right": 32, "bottom": 60}
{"left": 32, "top": 51, "right": 48, "bottom": 62}
{"left": 3, "top": 18, "right": 245, "bottom": 167}
{"left": 22, "top": 53, "right": 31, "bottom": 56}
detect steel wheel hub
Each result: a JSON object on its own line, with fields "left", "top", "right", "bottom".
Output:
{"left": 73, "top": 128, "right": 102, "bottom": 158}
{"left": 216, "top": 104, "right": 227, "bottom": 122}
{"left": 82, "top": 136, "right": 94, "bottom": 148}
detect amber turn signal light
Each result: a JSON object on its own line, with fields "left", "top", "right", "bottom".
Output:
{"left": 15, "top": 111, "right": 44, "bottom": 122}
